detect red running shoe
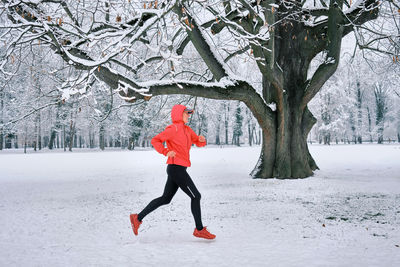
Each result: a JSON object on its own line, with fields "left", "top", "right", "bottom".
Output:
{"left": 193, "top": 226, "right": 216, "bottom": 240}
{"left": 130, "top": 214, "right": 142, "bottom": 236}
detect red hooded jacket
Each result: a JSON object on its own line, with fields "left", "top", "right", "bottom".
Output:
{"left": 151, "top": 104, "right": 206, "bottom": 167}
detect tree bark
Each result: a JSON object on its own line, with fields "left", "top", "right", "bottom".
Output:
{"left": 63, "top": 124, "right": 66, "bottom": 152}
{"left": 99, "top": 125, "right": 105, "bottom": 150}
{"left": 37, "top": 110, "right": 41, "bottom": 150}
{"left": 356, "top": 81, "right": 363, "bottom": 144}
{"left": 68, "top": 118, "right": 75, "bottom": 152}
{"left": 367, "top": 107, "right": 373, "bottom": 142}
{"left": 247, "top": 108, "right": 253, "bottom": 146}
{"left": 0, "top": 128, "right": 3, "bottom": 150}
{"left": 0, "top": 87, "right": 3, "bottom": 151}
{"left": 215, "top": 112, "right": 221, "bottom": 145}
{"left": 224, "top": 102, "right": 229, "bottom": 145}
{"left": 49, "top": 103, "right": 61, "bottom": 150}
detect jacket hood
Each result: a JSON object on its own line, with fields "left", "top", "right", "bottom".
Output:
{"left": 171, "top": 104, "right": 187, "bottom": 123}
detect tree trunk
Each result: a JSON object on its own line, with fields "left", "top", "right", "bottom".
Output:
{"left": 356, "top": 81, "right": 363, "bottom": 144}
{"left": 73, "top": 134, "right": 77, "bottom": 148}
{"left": 99, "top": 124, "right": 105, "bottom": 150}
{"left": 367, "top": 107, "right": 373, "bottom": 142}
{"left": 128, "top": 137, "right": 134, "bottom": 150}
{"left": 90, "top": 130, "right": 95, "bottom": 148}
{"left": 350, "top": 112, "right": 356, "bottom": 144}
{"left": 0, "top": 131, "right": 3, "bottom": 151}
{"left": 250, "top": 124, "right": 276, "bottom": 178}
{"left": 49, "top": 103, "right": 61, "bottom": 150}
{"left": 69, "top": 119, "right": 75, "bottom": 152}
{"left": 224, "top": 102, "right": 229, "bottom": 145}
{"left": 43, "top": 136, "right": 49, "bottom": 148}
{"left": 251, "top": 82, "right": 319, "bottom": 177}
{"left": 253, "top": 127, "right": 258, "bottom": 145}
{"left": 14, "top": 135, "right": 18, "bottom": 149}
{"left": 37, "top": 110, "right": 42, "bottom": 150}
{"left": 215, "top": 130, "right": 220, "bottom": 145}
{"left": 377, "top": 134, "right": 383, "bottom": 144}
{"left": 249, "top": 20, "right": 323, "bottom": 178}
{"left": 247, "top": 108, "right": 253, "bottom": 146}
{"left": 0, "top": 87, "right": 3, "bottom": 151}
{"left": 374, "top": 83, "right": 387, "bottom": 145}
{"left": 56, "top": 133, "right": 59, "bottom": 148}
{"left": 215, "top": 112, "right": 221, "bottom": 145}
{"left": 34, "top": 114, "right": 38, "bottom": 152}
{"left": 63, "top": 124, "right": 66, "bottom": 152}
{"left": 24, "top": 126, "right": 27, "bottom": 154}
{"left": 49, "top": 130, "right": 56, "bottom": 149}
{"left": 324, "top": 133, "right": 331, "bottom": 145}
{"left": 109, "top": 136, "right": 113, "bottom": 147}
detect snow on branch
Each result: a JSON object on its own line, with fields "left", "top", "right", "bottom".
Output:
{"left": 0, "top": 0, "right": 177, "bottom": 73}
{"left": 117, "top": 75, "right": 239, "bottom": 101}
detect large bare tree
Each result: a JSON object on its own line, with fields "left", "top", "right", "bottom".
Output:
{"left": 0, "top": 0, "right": 397, "bottom": 178}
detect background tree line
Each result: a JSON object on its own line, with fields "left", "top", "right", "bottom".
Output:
{"left": 0, "top": 46, "right": 398, "bottom": 152}
{"left": 0, "top": 46, "right": 260, "bottom": 151}
{"left": 309, "top": 51, "right": 400, "bottom": 145}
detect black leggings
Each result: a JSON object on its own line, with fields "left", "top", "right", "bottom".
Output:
{"left": 138, "top": 164, "right": 203, "bottom": 230}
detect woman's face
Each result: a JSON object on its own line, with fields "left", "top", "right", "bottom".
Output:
{"left": 182, "top": 111, "right": 190, "bottom": 123}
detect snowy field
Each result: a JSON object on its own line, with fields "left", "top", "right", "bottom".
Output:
{"left": 0, "top": 144, "right": 399, "bottom": 267}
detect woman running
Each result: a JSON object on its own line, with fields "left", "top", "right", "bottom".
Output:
{"left": 130, "top": 104, "right": 216, "bottom": 240}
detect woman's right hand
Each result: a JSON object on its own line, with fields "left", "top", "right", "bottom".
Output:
{"left": 166, "top": 150, "right": 176, "bottom": 157}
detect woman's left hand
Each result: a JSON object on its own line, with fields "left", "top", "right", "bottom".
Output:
{"left": 199, "top": 135, "right": 206, "bottom": 142}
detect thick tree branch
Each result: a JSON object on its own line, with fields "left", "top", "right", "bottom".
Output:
{"left": 301, "top": 0, "right": 345, "bottom": 111}
{"left": 342, "top": 0, "right": 380, "bottom": 37}
{"left": 60, "top": 1, "right": 80, "bottom": 28}
{"left": 301, "top": 0, "right": 380, "bottom": 110}
{"left": 306, "top": 0, "right": 380, "bottom": 60}
{"left": 130, "top": 80, "right": 274, "bottom": 129}
{"left": 174, "top": 4, "right": 227, "bottom": 81}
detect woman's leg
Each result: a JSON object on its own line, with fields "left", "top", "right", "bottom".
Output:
{"left": 168, "top": 165, "right": 203, "bottom": 230}
{"left": 137, "top": 174, "right": 178, "bottom": 221}
{"left": 184, "top": 174, "right": 203, "bottom": 231}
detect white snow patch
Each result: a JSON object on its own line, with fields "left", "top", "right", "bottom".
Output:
{"left": 0, "top": 144, "right": 399, "bottom": 266}
{"left": 267, "top": 102, "right": 276, "bottom": 111}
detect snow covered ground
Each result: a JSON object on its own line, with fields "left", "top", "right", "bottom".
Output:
{"left": 0, "top": 144, "right": 399, "bottom": 267}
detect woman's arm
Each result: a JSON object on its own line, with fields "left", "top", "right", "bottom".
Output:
{"left": 151, "top": 125, "right": 176, "bottom": 156}
{"left": 188, "top": 127, "right": 207, "bottom": 147}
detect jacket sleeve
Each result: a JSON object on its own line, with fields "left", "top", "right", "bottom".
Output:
{"left": 151, "top": 125, "right": 176, "bottom": 156}
{"left": 188, "top": 127, "right": 207, "bottom": 147}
